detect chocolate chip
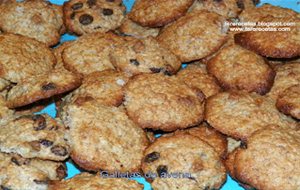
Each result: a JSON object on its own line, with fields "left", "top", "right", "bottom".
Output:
{"left": 33, "top": 179, "right": 49, "bottom": 185}
{"left": 236, "top": 0, "right": 245, "bottom": 9}
{"left": 32, "top": 115, "right": 46, "bottom": 131}
{"left": 164, "top": 65, "right": 173, "bottom": 76}
{"left": 102, "top": 8, "right": 113, "bottom": 16}
{"left": 29, "top": 141, "right": 41, "bottom": 151}
{"left": 41, "top": 83, "right": 56, "bottom": 91}
{"left": 11, "top": 157, "right": 21, "bottom": 166}
{"left": 157, "top": 165, "right": 168, "bottom": 177}
{"left": 240, "top": 141, "right": 247, "bottom": 149}
{"left": 11, "top": 157, "right": 30, "bottom": 166}
{"left": 130, "top": 59, "right": 140, "bottom": 66}
{"left": 56, "top": 165, "right": 67, "bottom": 179}
{"left": 79, "top": 14, "right": 94, "bottom": 25}
{"left": 87, "top": 0, "right": 96, "bottom": 7}
{"left": 1, "top": 186, "right": 12, "bottom": 190}
{"left": 51, "top": 145, "right": 68, "bottom": 156}
{"left": 144, "top": 152, "right": 160, "bottom": 163}
{"left": 149, "top": 67, "right": 162, "bottom": 73}
{"left": 71, "top": 2, "right": 83, "bottom": 10}
{"left": 39, "top": 139, "right": 53, "bottom": 147}
{"left": 70, "top": 12, "right": 76, "bottom": 19}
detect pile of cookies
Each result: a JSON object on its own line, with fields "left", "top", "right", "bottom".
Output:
{"left": 0, "top": 0, "right": 299, "bottom": 189}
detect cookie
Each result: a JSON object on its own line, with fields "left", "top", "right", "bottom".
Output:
{"left": 49, "top": 173, "right": 143, "bottom": 190}
{"left": 63, "top": 0, "right": 125, "bottom": 35}
{"left": 53, "top": 41, "right": 72, "bottom": 70}
{"left": 110, "top": 37, "right": 181, "bottom": 76}
{"left": 0, "top": 0, "right": 64, "bottom": 46}
{"left": 124, "top": 73, "right": 205, "bottom": 132}
{"left": 157, "top": 10, "right": 228, "bottom": 62}
{"left": 176, "top": 63, "right": 221, "bottom": 98}
{"left": 267, "top": 62, "right": 300, "bottom": 100}
{"left": 205, "top": 91, "right": 298, "bottom": 140}
{"left": 276, "top": 84, "right": 300, "bottom": 119}
{"left": 142, "top": 134, "right": 226, "bottom": 189}
{"left": 207, "top": 45, "right": 275, "bottom": 95}
{"left": 60, "top": 99, "right": 148, "bottom": 172}
{"left": 0, "top": 33, "right": 55, "bottom": 83}
{"left": 169, "top": 122, "right": 228, "bottom": 158}
{"left": 0, "top": 153, "right": 66, "bottom": 190}
{"left": 5, "top": 69, "right": 82, "bottom": 108}
{"left": 0, "top": 114, "right": 70, "bottom": 161}
{"left": 235, "top": 125, "right": 300, "bottom": 190}
{"left": 62, "top": 32, "right": 124, "bottom": 75}
{"left": 118, "top": 17, "right": 160, "bottom": 38}
{"left": 129, "top": 0, "right": 194, "bottom": 27}
{"left": 63, "top": 69, "right": 130, "bottom": 107}
{"left": 0, "top": 95, "right": 14, "bottom": 125}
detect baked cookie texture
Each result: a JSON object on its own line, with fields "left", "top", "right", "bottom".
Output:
{"left": 63, "top": 69, "right": 130, "bottom": 107}
{"left": 118, "top": 17, "right": 160, "bottom": 38}
{"left": 142, "top": 134, "right": 226, "bottom": 190}
{"left": 110, "top": 36, "right": 181, "bottom": 76}
{"left": 157, "top": 10, "right": 228, "bottom": 62}
{"left": 53, "top": 41, "right": 72, "bottom": 70}
{"left": 60, "top": 99, "right": 148, "bottom": 172}
{"left": 124, "top": 74, "right": 205, "bottom": 132}
{"left": 0, "top": 153, "right": 67, "bottom": 190}
{"left": 0, "top": 114, "right": 70, "bottom": 161}
{"left": 49, "top": 173, "right": 143, "bottom": 190}
{"left": 129, "top": 0, "right": 194, "bottom": 27}
{"left": 205, "top": 91, "right": 298, "bottom": 140}
{"left": 63, "top": 0, "right": 125, "bottom": 35}
{"left": 0, "top": 95, "right": 14, "bottom": 125}
{"left": 276, "top": 84, "right": 300, "bottom": 119}
{"left": 176, "top": 63, "right": 221, "bottom": 98}
{"left": 0, "top": 0, "right": 64, "bottom": 46}
{"left": 62, "top": 32, "right": 124, "bottom": 75}
{"left": 0, "top": 33, "right": 55, "bottom": 83}
{"left": 207, "top": 45, "right": 275, "bottom": 95}
{"left": 235, "top": 125, "right": 300, "bottom": 190}
{"left": 5, "top": 69, "right": 82, "bottom": 108}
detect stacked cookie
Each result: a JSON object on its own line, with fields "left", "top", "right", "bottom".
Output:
{"left": 0, "top": 0, "right": 299, "bottom": 189}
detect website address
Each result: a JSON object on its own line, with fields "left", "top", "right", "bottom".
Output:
{"left": 229, "top": 27, "right": 291, "bottom": 32}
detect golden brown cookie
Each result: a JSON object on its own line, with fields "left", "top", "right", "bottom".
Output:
{"left": 49, "top": 173, "right": 143, "bottom": 190}
{"left": 157, "top": 10, "right": 228, "bottom": 62}
{"left": 110, "top": 36, "right": 181, "bottom": 76}
{"left": 142, "top": 134, "right": 226, "bottom": 189}
{"left": 60, "top": 99, "right": 148, "bottom": 172}
{"left": 63, "top": 0, "right": 125, "bottom": 35}
{"left": 0, "top": 114, "right": 70, "bottom": 161}
{"left": 0, "top": 95, "right": 14, "bottom": 125}
{"left": 124, "top": 73, "right": 205, "bottom": 132}
{"left": 0, "top": 153, "right": 67, "bottom": 190}
{"left": 205, "top": 91, "right": 298, "bottom": 140}
{"left": 129, "top": 0, "right": 194, "bottom": 27}
{"left": 235, "top": 125, "right": 300, "bottom": 190}
{"left": 0, "top": 0, "right": 64, "bottom": 46}
{"left": 276, "top": 84, "right": 300, "bottom": 119}
{"left": 207, "top": 45, "right": 275, "bottom": 95}
{"left": 176, "top": 63, "right": 221, "bottom": 98}
{"left": 53, "top": 41, "right": 72, "bottom": 70}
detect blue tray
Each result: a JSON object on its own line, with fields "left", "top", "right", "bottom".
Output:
{"left": 41, "top": 0, "right": 300, "bottom": 189}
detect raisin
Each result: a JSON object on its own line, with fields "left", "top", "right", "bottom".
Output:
{"left": 236, "top": 0, "right": 245, "bottom": 9}
{"left": 56, "top": 165, "right": 67, "bottom": 179}
{"left": 33, "top": 179, "right": 48, "bottom": 185}
{"left": 39, "top": 139, "right": 53, "bottom": 147}
{"left": 87, "top": 0, "right": 96, "bottom": 7}
{"left": 79, "top": 14, "right": 94, "bottom": 25}
{"left": 71, "top": 2, "right": 83, "bottom": 10}
{"left": 240, "top": 141, "right": 247, "bottom": 149}
{"left": 29, "top": 141, "right": 41, "bottom": 151}
{"left": 144, "top": 152, "right": 160, "bottom": 163}
{"left": 41, "top": 83, "right": 56, "bottom": 91}
{"left": 130, "top": 59, "right": 140, "bottom": 66}
{"left": 70, "top": 12, "right": 76, "bottom": 19}
{"left": 11, "top": 157, "right": 21, "bottom": 166}
{"left": 149, "top": 67, "right": 162, "bottom": 73}
{"left": 106, "top": 0, "right": 115, "bottom": 2}
{"left": 213, "top": 0, "right": 222, "bottom": 2}
{"left": 102, "top": 8, "right": 113, "bottom": 16}
{"left": 156, "top": 165, "right": 168, "bottom": 177}
{"left": 51, "top": 145, "right": 68, "bottom": 156}
{"left": 32, "top": 115, "right": 46, "bottom": 131}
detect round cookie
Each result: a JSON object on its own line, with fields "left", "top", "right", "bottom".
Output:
{"left": 60, "top": 99, "right": 148, "bottom": 172}
{"left": 142, "top": 134, "right": 226, "bottom": 189}
{"left": 205, "top": 91, "right": 298, "bottom": 140}
{"left": 110, "top": 37, "right": 181, "bottom": 76}
{"left": 118, "top": 17, "right": 160, "bottom": 38}
{"left": 5, "top": 69, "right": 82, "bottom": 108}
{"left": 267, "top": 62, "right": 300, "bottom": 100}
{"left": 63, "top": 0, "right": 125, "bottom": 35}
{"left": 176, "top": 63, "right": 221, "bottom": 98}
{"left": 62, "top": 32, "right": 124, "bottom": 75}
{"left": 157, "top": 10, "right": 228, "bottom": 62}
{"left": 0, "top": 114, "right": 70, "bottom": 161}
{"left": 0, "top": 33, "right": 55, "bottom": 83}
{"left": 124, "top": 73, "right": 205, "bottom": 132}
{"left": 63, "top": 69, "right": 130, "bottom": 107}
{"left": 276, "top": 84, "right": 300, "bottom": 119}
{"left": 207, "top": 45, "right": 275, "bottom": 95}
{"left": 235, "top": 125, "right": 300, "bottom": 190}
{"left": 49, "top": 173, "right": 143, "bottom": 190}
{"left": 0, "top": 0, "right": 64, "bottom": 46}
{"left": 128, "top": 0, "right": 194, "bottom": 27}
{"left": 0, "top": 153, "right": 66, "bottom": 190}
